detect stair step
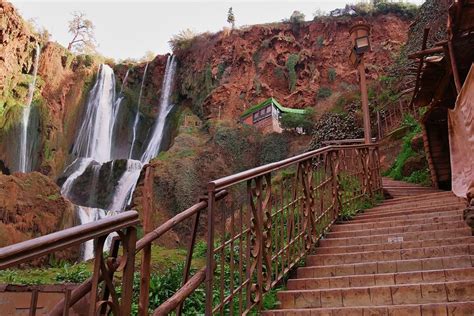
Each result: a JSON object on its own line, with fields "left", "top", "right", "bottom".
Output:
{"left": 319, "top": 228, "right": 471, "bottom": 247}
{"left": 352, "top": 203, "right": 464, "bottom": 221}
{"left": 347, "top": 210, "right": 468, "bottom": 224}
{"left": 263, "top": 301, "right": 474, "bottom": 315}
{"left": 297, "top": 255, "right": 474, "bottom": 278}
{"left": 307, "top": 244, "right": 474, "bottom": 266}
{"left": 327, "top": 221, "right": 467, "bottom": 239}
{"left": 276, "top": 281, "right": 474, "bottom": 309}
{"left": 288, "top": 268, "right": 474, "bottom": 290}
{"left": 364, "top": 199, "right": 464, "bottom": 214}
{"left": 316, "top": 236, "right": 474, "bottom": 255}
{"left": 332, "top": 212, "right": 464, "bottom": 232}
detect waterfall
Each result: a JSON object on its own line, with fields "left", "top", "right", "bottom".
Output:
{"left": 129, "top": 63, "right": 149, "bottom": 159}
{"left": 108, "top": 159, "right": 143, "bottom": 212}
{"left": 76, "top": 206, "right": 108, "bottom": 260}
{"left": 61, "top": 158, "right": 94, "bottom": 196}
{"left": 59, "top": 58, "right": 177, "bottom": 260}
{"left": 141, "top": 56, "right": 177, "bottom": 163}
{"left": 72, "top": 64, "right": 116, "bottom": 163}
{"left": 18, "top": 43, "right": 40, "bottom": 173}
{"left": 113, "top": 69, "right": 129, "bottom": 122}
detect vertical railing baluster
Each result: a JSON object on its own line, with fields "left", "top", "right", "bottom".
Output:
{"left": 139, "top": 167, "right": 153, "bottom": 316}
{"left": 63, "top": 288, "right": 71, "bottom": 316}
{"left": 177, "top": 208, "right": 202, "bottom": 316}
{"left": 206, "top": 189, "right": 216, "bottom": 316}
{"left": 89, "top": 236, "right": 106, "bottom": 315}
{"left": 29, "top": 289, "right": 38, "bottom": 316}
{"left": 120, "top": 227, "right": 137, "bottom": 316}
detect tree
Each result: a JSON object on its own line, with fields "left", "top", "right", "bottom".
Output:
{"left": 67, "top": 12, "right": 96, "bottom": 53}
{"left": 227, "top": 7, "right": 235, "bottom": 29}
{"left": 289, "top": 10, "right": 305, "bottom": 24}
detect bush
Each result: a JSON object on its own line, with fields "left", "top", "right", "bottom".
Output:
{"left": 289, "top": 10, "right": 305, "bottom": 24}
{"left": 328, "top": 68, "right": 336, "bottom": 82}
{"left": 286, "top": 54, "right": 299, "bottom": 92}
{"left": 316, "top": 35, "right": 324, "bottom": 48}
{"left": 54, "top": 263, "right": 91, "bottom": 283}
{"left": 384, "top": 115, "right": 430, "bottom": 185}
{"left": 259, "top": 133, "right": 290, "bottom": 165}
{"left": 169, "top": 29, "right": 198, "bottom": 52}
{"left": 317, "top": 87, "right": 332, "bottom": 99}
{"left": 280, "top": 108, "right": 315, "bottom": 134}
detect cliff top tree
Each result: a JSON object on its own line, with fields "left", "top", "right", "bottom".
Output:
{"left": 227, "top": 7, "right": 235, "bottom": 29}
{"left": 67, "top": 11, "right": 96, "bottom": 53}
{"left": 289, "top": 10, "right": 305, "bottom": 24}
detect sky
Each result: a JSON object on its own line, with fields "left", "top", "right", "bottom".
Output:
{"left": 12, "top": 0, "right": 425, "bottom": 61}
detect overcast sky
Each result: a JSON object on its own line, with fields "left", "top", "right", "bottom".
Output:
{"left": 12, "top": 0, "right": 425, "bottom": 61}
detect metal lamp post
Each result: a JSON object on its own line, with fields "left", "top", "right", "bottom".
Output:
{"left": 349, "top": 22, "right": 372, "bottom": 144}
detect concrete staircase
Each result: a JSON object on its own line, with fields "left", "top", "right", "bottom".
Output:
{"left": 383, "top": 178, "right": 440, "bottom": 199}
{"left": 264, "top": 183, "right": 474, "bottom": 315}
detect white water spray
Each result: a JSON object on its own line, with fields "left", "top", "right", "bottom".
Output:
{"left": 19, "top": 43, "right": 40, "bottom": 173}
{"left": 129, "top": 63, "right": 149, "bottom": 159}
{"left": 141, "top": 56, "right": 177, "bottom": 163}
{"left": 72, "top": 64, "right": 116, "bottom": 163}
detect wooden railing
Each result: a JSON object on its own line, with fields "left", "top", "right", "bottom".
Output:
{"left": 0, "top": 211, "right": 140, "bottom": 315}
{"left": 376, "top": 99, "right": 419, "bottom": 139}
{"left": 0, "top": 143, "right": 382, "bottom": 315}
{"left": 203, "top": 143, "right": 382, "bottom": 314}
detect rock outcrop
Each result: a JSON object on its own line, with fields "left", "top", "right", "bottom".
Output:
{"left": 0, "top": 172, "right": 75, "bottom": 248}
{"left": 175, "top": 14, "right": 410, "bottom": 121}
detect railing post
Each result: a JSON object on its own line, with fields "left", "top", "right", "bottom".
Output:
{"left": 300, "top": 160, "right": 315, "bottom": 248}
{"left": 139, "top": 167, "right": 154, "bottom": 316}
{"left": 120, "top": 226, "right": 137, "bottom": 316}
{"left": 330, "top": 150, "right": 341, "bottom": 217}
{"left": 205, "top": 188, "right": 216, "bottom": 316}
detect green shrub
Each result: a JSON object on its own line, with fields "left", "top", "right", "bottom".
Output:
{"left": 280, "top": 108, "right": 315, "bottom": 134}
{"left": 328, "top": 68, "right": 336, "bottom": 82}
{"left": 54, "top": 263, "right": 91, "bottom": 283}
{"left": 316, "top": 35, "right": 324, "bottom": 48}
{"left": 317, "top": 87, "right": 332, "bottom": 99}
{"left": 385, "top": 114, "right": 429, "bottom": 185}
{"left": 169, "top": 29, "right": 198, "bottom": 53}
{"left": 289, "top": 10, "right": 305, "bottom": 24}
{"left": 259, "top": 133, "right": 290, "bottom": 165}
{"left": 286, "top": 54, "right": 299, "bottom": 92}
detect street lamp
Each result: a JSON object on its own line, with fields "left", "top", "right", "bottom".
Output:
{"left": 349, "top": 22, "right": 372, "bottom": 144}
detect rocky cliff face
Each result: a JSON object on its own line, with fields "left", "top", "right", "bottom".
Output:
{"left": 175, "top": 14, "right": 410, "bottom": 120}
{"left": 0, "top": 2, "right": 99, "bottom": 177}
{"left": 0, "top": 172, "right": 75, "bottom": 247}
{"left": 0, "top": 1, "right": 415, "bottom": 251}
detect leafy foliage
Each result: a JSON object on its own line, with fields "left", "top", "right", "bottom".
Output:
{"left": 317, "top": 86, "right": 332, "bottom": 99}
{"left": 227, "top": 7, "right": 236, "bottom": 29}
{"left": 259, "top": 133, "right": 290, "bottom": 165}
{"left": 54, "top": 263, "right": 91, "bottom": 283}
{"left": 169, "top": 29, "right": 198, "bottom": 53}
{"left": 286, "top": 54, "right": 299, "bottom": 92}
{"left": 280, "top": 108, "right": 315, "bottom": 134}
{"left": 328, "top": 68, "right": 337, "bottom": 82}
{"left": 384, "top": 115, "right": 430, "bottom": 186}
{"left": 289, "top": 10, "right": 306, "bottom": 23}
{"left": 308, "top": 104, "right": 364, "bottom": 150}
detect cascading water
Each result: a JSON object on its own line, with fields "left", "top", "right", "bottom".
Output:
{"left": 129, "top": 63, "right": 149, "bottom": 159}
{"left": 18, "top": 43, "right": 40, "bottom": 173}
{"left": 60, "top": 57, "right": 177, "bottom": 260}
{"left": 113, "top": 69, "right": 129, "bottom": 125}
{"left": 72, "top": 64, "right": 116, "bottom": 163}
{"left": 141, "top": 56, "right": 177, "bottom": 163}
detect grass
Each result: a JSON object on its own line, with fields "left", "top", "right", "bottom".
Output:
{"left": 0, "top": 245, "right": 204, "bottom": 285}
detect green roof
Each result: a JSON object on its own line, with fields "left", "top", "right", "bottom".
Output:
{"left": 240, "top": 97, "right": 307, "bottom": 118}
